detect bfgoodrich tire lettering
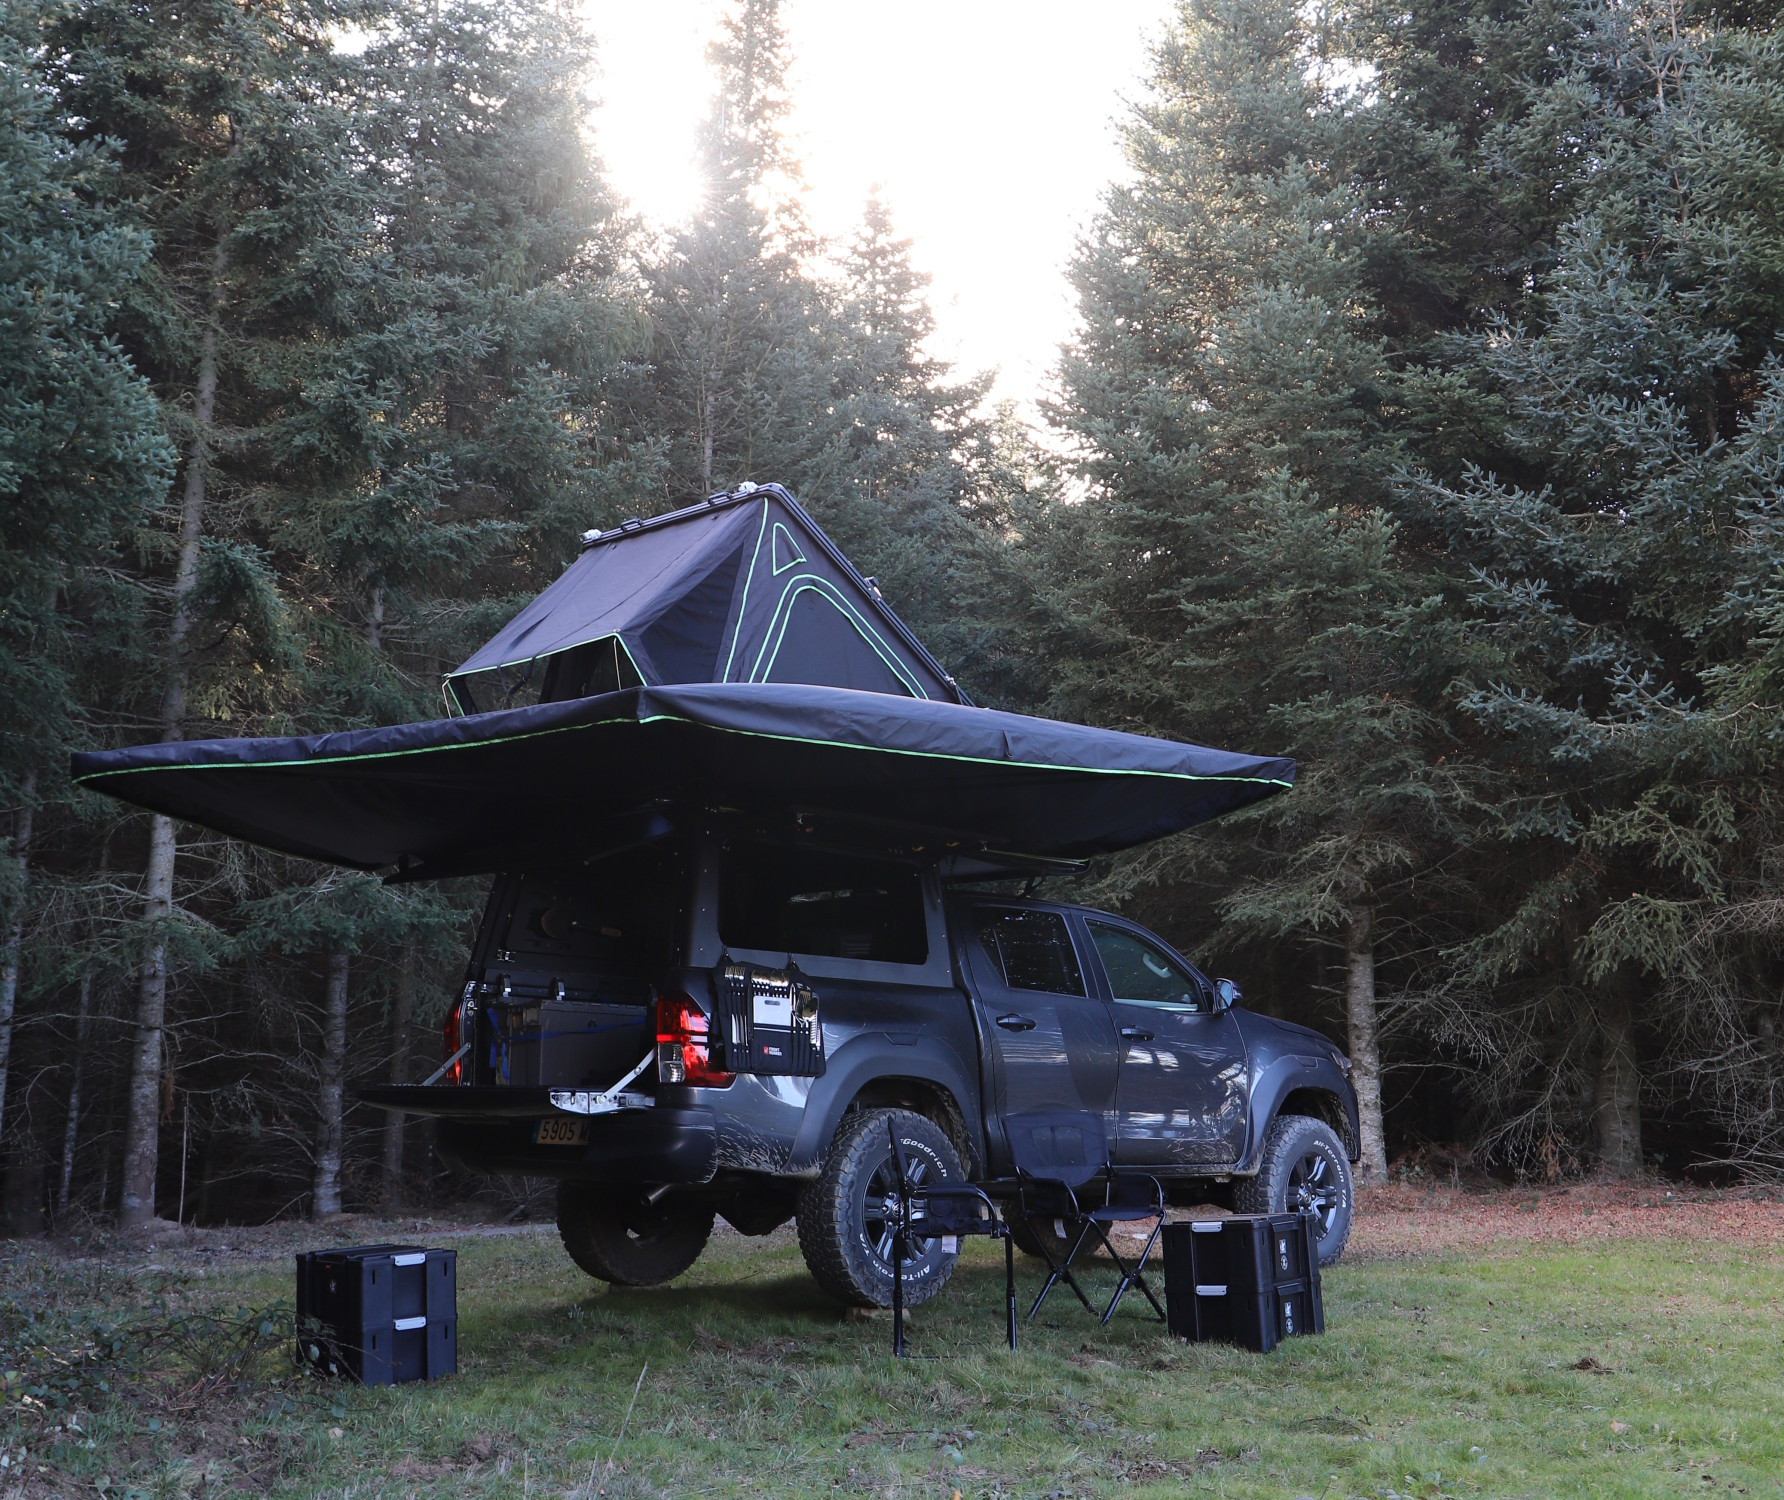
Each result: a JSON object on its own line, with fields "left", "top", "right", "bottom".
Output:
{"left": 796, "top": 1107, "right": 963, "bottom": 1308}
{"left": 556, "top": 1181, "right": 713, "bottom": 1285}
{"left": 1235, "top": 1114, "right": 1354, "bottom": 1265}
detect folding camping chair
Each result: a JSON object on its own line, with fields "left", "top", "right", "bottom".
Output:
{"left": 884, "top": 1117, "right": 1017, "bottom": 1357}
{"left": 1003, "top": 1112, "right": 1167, "bottom": 1326}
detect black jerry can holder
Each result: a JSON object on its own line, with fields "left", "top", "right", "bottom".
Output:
{"left": 295, "top": 1244, "right": 457, "bottom": 1385}
{"left": 715, "top": 961, "right": 825, "bottom": 1077}
{"left": 1160, "top": 1212, "right": 1324, "bottom": 1353}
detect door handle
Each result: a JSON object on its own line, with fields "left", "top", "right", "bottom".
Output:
{"left": 995, "top": 1013, "right": 1036, "bottom": 1031}
{"left": 1120, "top": 1026, "right": 1154, "bottom": 1041}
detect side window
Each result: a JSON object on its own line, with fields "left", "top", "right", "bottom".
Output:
{"left": 1088, "top": 922, "right": 1203, "bottom": 1010}
{"left": 719, "top": 844, "right": 928, "bottom": 965}
{"left": 974, "top": 908, "right": 1085, "bottom": 996}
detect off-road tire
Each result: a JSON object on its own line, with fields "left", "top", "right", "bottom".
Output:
{"left": 796, "top": 1107, "right": 964, "bottom": 1308}
{"left": 556, "top": 1181, "right": 714, "bottom": 1285}
{"left": 1234, "top": 1114, "right": 1354, "bottom": 1266}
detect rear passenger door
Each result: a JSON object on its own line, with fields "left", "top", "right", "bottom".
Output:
{"left": 959, "top": 906, "right": 1120, "bottom": 1163}
{"left": 1082, "top": 918, "right": 1248, "bottom": 1166}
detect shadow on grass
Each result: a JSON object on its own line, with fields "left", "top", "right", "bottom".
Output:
{"left": 459, "top": 1243, "right": 1182, "bottom": 1377}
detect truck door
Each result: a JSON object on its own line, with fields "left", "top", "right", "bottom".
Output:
{"left": 959, "top": 906, "right": 1120, "bottom": 1163}
{"left": 1081, "top": 917, "right": 1248, "bottom": 1166}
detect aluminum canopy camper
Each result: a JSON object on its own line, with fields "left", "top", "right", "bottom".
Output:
{"left": 444, "top": 483, "right": 966, "bottom": 716}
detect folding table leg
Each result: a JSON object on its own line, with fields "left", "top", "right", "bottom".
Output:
{"left": 1028, "top": 1219, "right": 1099, "bottom": 1320}
{"left": 1130, "top": 1217, "right": 1167, "bottom": 1321}
{"left": 1004, "top": 1234, "right": 1018, "bottom": 1351}
{"left": 1098, "top": 1217, "right": 1167, "bottom": 1325}
{"left": 892, "top": 1227, "right": 907, "bottom": 1357}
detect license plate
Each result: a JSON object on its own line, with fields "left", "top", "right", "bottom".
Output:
{"left": 533, "top": 1117, "right": 590, "bottom": 1146}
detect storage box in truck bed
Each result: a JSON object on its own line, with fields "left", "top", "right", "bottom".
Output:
{"left": 458, "top": 858, "right": 678, "bottom": 1092}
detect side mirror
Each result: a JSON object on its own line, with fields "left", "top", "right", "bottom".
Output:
{"left": 1213, "top": 978, "right": 1242, "bottom": 1010}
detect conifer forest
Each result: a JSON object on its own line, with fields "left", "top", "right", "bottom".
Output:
{"left": 5, "top": 0, "right": 1784, "bottom": 1233}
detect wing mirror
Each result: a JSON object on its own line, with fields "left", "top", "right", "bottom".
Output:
{"left": 1213, "top": 978, "right": 1242, "bottom": 1011}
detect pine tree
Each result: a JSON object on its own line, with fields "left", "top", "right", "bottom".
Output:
{"left": 819, "top": 195, "right": 994, "bottom": 668}
{"left": 25, "top": 0, "right": 650, "bottom": 1222}
{"left": 258, "top": 0, "right": 650, "bottom": 1213}
{"left": 39, "top": 0, "right": 377, "bottom": 1225}
{"left": 636, "top": 0, "right": 829, "bottom": 501}
{"left": 1405, "top": 0, "right": 1784, "bottom": 1175}
{"left": 0, "top": 9, "right": 172, "bottom": 1159}
{"left": 1046, "top": 0, "right": 1470, "bottom": 1179}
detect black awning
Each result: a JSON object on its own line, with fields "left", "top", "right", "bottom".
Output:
{"left": 71, "top": 683, "right": 1294, "bottom": 875}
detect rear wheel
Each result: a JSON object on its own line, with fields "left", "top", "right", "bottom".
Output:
{"left": 1234, "top": 1114, "right": 1354, "bottom": 1265}
{"left": 796, "top": 1108, "right": 963, "bottom": 1308}
{"left": 556, "top": 1182, "right": 713, "bottom": 1285}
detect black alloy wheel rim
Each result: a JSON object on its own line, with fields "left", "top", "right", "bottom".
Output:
{"left": 1287, "top": 1149, "right": 1340, "bottom": 1236}
{"left": 864, "top": 1150, "right": 935, "bottom": 1269}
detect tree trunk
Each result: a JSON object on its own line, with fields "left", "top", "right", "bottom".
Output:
{"left": 57, "top": 966, "right": 93, "bottom": 1214}
{"left": 0, "top": 770, "right": 38, "bottom": 1153}
{"left": 380, "top": 944, "right": 414, "bottom": 1208}
{"left": 119, "top": 233, "right": 227, "bottom": 1229}
{"left": 1593, "top": 976, "right": 1643, "bottom": 1177}
{"left": 314, "top": 948, "right": 350, "bottom": 1216}
{"left": 1345, "top": 903, "right": 1389, "bottom": 1184}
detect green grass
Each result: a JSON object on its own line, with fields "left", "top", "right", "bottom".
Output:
{"left": 4, "top": 1225, "right": 1781, "bottom": 1498}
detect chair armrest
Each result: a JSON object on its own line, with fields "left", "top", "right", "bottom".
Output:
{"left": 1107, "top": 1168, "right": 1166, "bottom": 1212}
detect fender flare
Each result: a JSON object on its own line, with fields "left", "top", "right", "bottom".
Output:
{"left": 787, "top": 1034, "right": 981, "bottom": 1174}
{"left": 1240, "top": 1055, "right": 1361, "bottom": 1170}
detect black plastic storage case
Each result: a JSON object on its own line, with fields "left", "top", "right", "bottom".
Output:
{"left": 296, "top": 1243, "right": 457, "bottom": 1385}
{"left": 1160, "top": 1213, "right": 1323, "bottom": 1353}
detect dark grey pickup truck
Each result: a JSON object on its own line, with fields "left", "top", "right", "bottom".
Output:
{"left": 366, "top": 829, "right": 1360, "bottom": 1308}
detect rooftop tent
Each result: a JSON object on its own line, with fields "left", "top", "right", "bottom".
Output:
{"left": 446, "top": 484, "right": 966, "bottom": 714}
{"left": 69, "top": 683, "right": 1296, "bottom": 880}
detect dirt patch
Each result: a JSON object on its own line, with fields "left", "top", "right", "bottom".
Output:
{"left": 1346, "top": 1181, "right": 1784, "bottom": 1258}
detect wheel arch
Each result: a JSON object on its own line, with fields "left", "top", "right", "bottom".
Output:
{"left": 840, "top": 1077, "right": 975, "bottom": 1173}
{"left": 787, "top": 1036, "right": 981, "bottom": 1175}
{"left": 1241, "top": 1055, "right": 1361, "bottom": 1169}
{"left": 1279, "top": 1086, "right": 1361, "bottom": 1160}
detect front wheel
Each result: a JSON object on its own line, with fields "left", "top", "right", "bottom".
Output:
{"left": 556, "top": 1182, "right": 713, "bottom": 1285}
{"left": 1234, "top": 1115, "right": 1355, "bottom": 1266}
{"left": 796, "top": 1108, "right": 964, "bottom": 1308}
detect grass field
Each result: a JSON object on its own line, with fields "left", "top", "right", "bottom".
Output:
{"left": 2, "top": 1186, "right": 1781, "bottom": 1499}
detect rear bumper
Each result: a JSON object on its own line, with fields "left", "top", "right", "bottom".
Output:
{"left": 362, "top": 1085, "right": 568, "bottom": 1119}
{"left": 432, "top": 1108, "right": 718, "bottom": 1184}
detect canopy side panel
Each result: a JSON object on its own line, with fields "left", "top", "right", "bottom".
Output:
{"left": 725, "top": 495, "right": 955, "bottom": 700}
{"left": 448, "top": 502, "right": 761, "bottom": 688}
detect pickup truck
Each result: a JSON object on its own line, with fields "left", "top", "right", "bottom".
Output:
{"left": 72, "top": 485, "right": 1346, "bottom": 1309}
{"left": 366, "top": 828, "right": 1360, "bottom": 1308}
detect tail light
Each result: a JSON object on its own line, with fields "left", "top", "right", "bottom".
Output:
{"left": 655, "top": 991, "right": 733, "bottom": 1088}
{"left": 441, "top": 998, "right": 470, "bottom": 1085}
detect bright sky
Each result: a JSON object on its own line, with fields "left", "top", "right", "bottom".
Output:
{"left": 580, "top": 0, "right": 1179, "bottom": 412}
